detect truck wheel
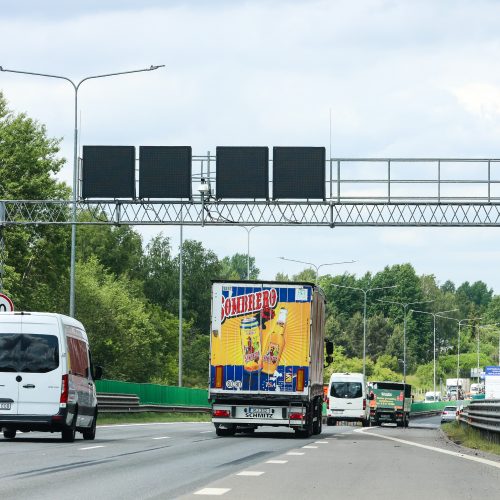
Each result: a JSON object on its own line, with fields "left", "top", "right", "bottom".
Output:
{"left": 362, "top": 419, "right": 370, "bottom": 428}
{"left": 215, "top": 424, "right": 236, "bottom": 437}
{"left": 312, "top": 399, "right": 323, "bottom": 435}
{"left": 3, "top": 428, "right": 16, "bottom": 439}
{"left": 404, "top": 414, "right": 410, "bottom": 428}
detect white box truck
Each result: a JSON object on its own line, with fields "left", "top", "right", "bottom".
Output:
{"left": 209, "top": 280, "right": 331, "bottom": 438}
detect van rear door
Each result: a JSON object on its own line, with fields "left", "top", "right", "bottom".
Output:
{"left": 16, "top": 317, "right": 63, "bottom": 416}
{"left": 0, "top": 322, "right": 23, "bottom": 416}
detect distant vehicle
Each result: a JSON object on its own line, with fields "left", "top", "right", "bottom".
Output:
{"left": 326, "top": 372, "right": 370, "bottom": 427}
{"left": 0, "top": 312, "right": 102, "bottom": 441}
{"left": 368, "top": 381, "right": 412, "bottom": 427}
{"left": 424, "top": 391, "right": 442, "bottom": 402}
{"left": 440, "top": 405, "right": 458, "bottom": 423}
{"left": 445, "top": 378, "right": 470, "bottom": 400}
{"left": 470, "top": 383, "right": 484, "bottom": 396}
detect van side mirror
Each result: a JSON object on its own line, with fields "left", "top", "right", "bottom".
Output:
{"left": 94, "top": 365, "right": 103, "bottom": 381}
{"left": 325, "top": 340, "right": 334, "bottom": 356}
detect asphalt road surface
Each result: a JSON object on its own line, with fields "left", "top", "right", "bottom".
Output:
{"left": 1, "top": 416, "right": 499, "bottom": 499}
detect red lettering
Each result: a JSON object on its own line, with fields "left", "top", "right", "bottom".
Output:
{"left": 255, "top": 292, "right": 262, "bottom": 310}
{"left": 263, "top": 290, "right": 269, "bottom": 309}
{"left": 270, "top": 288, "right": 278, "bottom": 307}
{"left": 231, "top": 297, "right": 238, "bottom": 316}
{"left": 224, "top": 298, "right": 231, "bottom": 319}
{"left": 243, "top": 295, "right": 249, "bottom": 314}
{"left": 248, "top": 293, "right": 255, "bottom": 312}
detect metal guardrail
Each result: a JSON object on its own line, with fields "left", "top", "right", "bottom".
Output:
{"left": 97, "top": 393, "right": 211, "bottom": 414}
{"left": 459, "top": 399, "right": 500, "bottom": 444}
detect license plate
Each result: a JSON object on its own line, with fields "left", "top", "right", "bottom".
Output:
{"left": 0, "top": 403, "right": 12, "bottom": 410}
{"left": 244, "top": 407, "right": 276, "bottom": 419}
{"left": 332, "top": 410, "right": 344, "bottom": 414}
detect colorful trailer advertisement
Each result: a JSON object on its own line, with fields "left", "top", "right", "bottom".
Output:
{"left": 210, "top": 282, "right": 321, "bottom": 394}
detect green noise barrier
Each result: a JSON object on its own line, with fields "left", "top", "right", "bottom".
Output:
{"left": 96, "top": 379, "right": 210, "bottom": 408}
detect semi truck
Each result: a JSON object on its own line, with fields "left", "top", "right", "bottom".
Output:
{"left": 368, "top": 381, "right": 412, "bottom": 427}
{"left": 209, "top": 280, "right": 332, "bottom": 438}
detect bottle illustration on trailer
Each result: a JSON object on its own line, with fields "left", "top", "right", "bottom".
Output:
{"left": 240, "top": 316, "right": 262, "bottom": 372}
{"left": 261, "top": 307, "right": 288, "bottom": 374}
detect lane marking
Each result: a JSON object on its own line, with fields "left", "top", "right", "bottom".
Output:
{"left": 266, "top": 460, "right": 288, "bottom": 464}
{"left": 356, "top": 428, "right": 500, "bottom": 469}
{"left": 152, "top": 436, "right": 171, "bottom": 440}
{"left": 315, "top": 440, "right": 328, "bottom": 444}
{"left": 237, "top": 471, "right": 265, "bottom": 476}
{"left": 79, "top": 445, "right": 105, "bottom": 450}
{"left": 194, "top": 488, "right": 231, "bottom": 496}
{"left": 287, "top": 452, "right": 305, "bottom": 456}
{"left": 302, "top": 445, "right": 318, "bottom": 449}
{"left": 200, "top": 430, "right": 213, "bottom": 434}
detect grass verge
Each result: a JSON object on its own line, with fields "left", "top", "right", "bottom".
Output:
{"left": 97, "top": 412, "right": 212, "bottom": 425}
{"left": 441, "top": 421, "right": 500, "bottom": 456}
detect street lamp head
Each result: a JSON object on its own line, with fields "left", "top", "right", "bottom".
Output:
{"left": 149, "top": 65, "right": 165, "bottom": 70}
{"left": 0, "top": 66, "right": 4, "bottom": 71}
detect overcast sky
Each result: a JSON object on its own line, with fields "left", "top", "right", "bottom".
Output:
{"left": 2, "top": 0, "right": 500, "bottom": 292}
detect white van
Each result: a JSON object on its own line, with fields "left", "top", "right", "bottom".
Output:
{"left": 0, "top": 312, "right": 102, "bottom": 441}
{"left": 326, "top": 372, "right": 370, "bottom": 427}
{"left": 424, "top": 391, "right": 442, "bottom": 402}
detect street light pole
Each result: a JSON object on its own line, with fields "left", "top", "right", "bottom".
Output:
{"left": 411, "top": 309, "right": 457, "bottom": 397}
{"left": 277, "top": 256, "right": 356, "bottom": 284}
{"left": 0, "top": 65, "right": 164, "bottom": 317}
{"left": 243, "top": 226, "right": 257, "bottom": 279}
{"left": 332, "top": 283, "right": 397, "bottom": 378}
{"left": 378, "top": 299, "right": 434, "bottom": 383}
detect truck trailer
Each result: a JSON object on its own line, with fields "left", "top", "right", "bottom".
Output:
{"left": 209, "top": 280, "right": 331, "bottom": 438}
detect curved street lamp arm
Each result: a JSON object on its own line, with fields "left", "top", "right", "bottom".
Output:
{"left": 76, "top": 65, "right": 165, "bottom": 90}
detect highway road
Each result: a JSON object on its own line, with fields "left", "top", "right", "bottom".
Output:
{"left": 1, "top": 416, "right": 499, "bottom": 499}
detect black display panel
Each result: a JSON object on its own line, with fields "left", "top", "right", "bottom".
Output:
{"left": 272, "top": 147, "right": 326, "bottom": 200}
{"left": 139, "top": 146, "right": 192, "bottom": 199}
{"left": 82, "top": 146, "right": 136, "bottom": 199}
{"left": 216, "top": 146, "right": 269, "bottom": 199}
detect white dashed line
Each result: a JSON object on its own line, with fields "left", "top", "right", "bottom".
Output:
{"left": 194, "top": 488, "right": 231, "bottom": 496}
{"left": 302, "top": 445, "right": 318, "bottom": 449}
{"left": 287, "top": 452, "right": 305, "bottom": 456}
{"left": 315, "top": 440, "right": 329, "bottom": 444}
{"left": 79, "top": 445, "right": 105, "bottom": 450}
{"left": 266, "top": 460, "right": 288, "bottom": 464}
{"left": 200, "top": 430, "right": 213, "bottom": 434}
{"left": 152, "top": 436, "right": 171, "bottom": 440}
{"left": 237, "top": 471, "right": 265, "bottom": 476}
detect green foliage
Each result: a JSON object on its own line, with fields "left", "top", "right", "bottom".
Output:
{"left": 220, "top": 253, "right": 259, "bottom": 280}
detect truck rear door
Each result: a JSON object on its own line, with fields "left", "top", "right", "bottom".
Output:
{"left": 16, "top": 317, "right": 63, "bottom": 416}
{"left": 210, "top": 282, "right": 312, "bottom": 395}
{"left": 0, "top": 321, "right": 23, "bottom": 416}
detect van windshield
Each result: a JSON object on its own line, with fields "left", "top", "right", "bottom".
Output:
{"left": 331, "top": 382, "right": 362, "bottom": 399}
{"left": 0, "top": 334, "right": 59, "bottom": 373}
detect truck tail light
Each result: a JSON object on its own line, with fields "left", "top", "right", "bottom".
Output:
{"left": 296, "top": 369, "right": 305, "bottom": 392}
{"left": 214, "top": 365, "right": 223, "bottom": 389}
{"left": 213, "top": 409, "right": 230, "bottom": 418}
{"left": 289, "top": 411, "right": 305, "bottom": 420}
{"left": 363, "top": 399, "right": 366, "bottom": 410}
{"left": 327, "top": 398, "right": 330, "bottom": 410}
{"left": 60, "top": 374, "right": 69, "bottom": 405}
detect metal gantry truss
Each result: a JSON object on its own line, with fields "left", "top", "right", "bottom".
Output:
{"left": 2, "top": 158, "right": 500, "bottom": 227}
